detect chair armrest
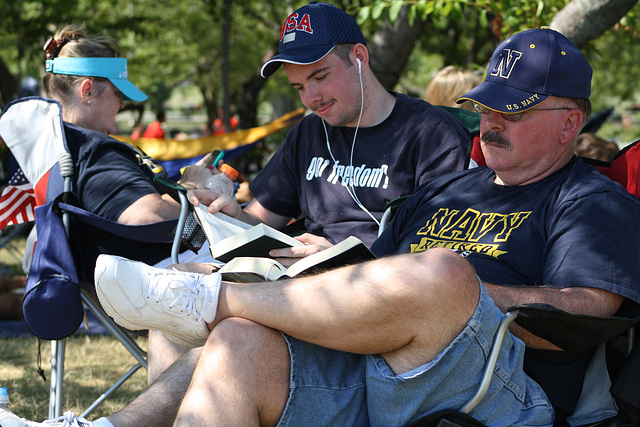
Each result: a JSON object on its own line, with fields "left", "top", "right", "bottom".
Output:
{"left": 507, "top": 303, "right": 640, "bottom": 352}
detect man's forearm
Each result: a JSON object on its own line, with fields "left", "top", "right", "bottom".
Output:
{"left": 483, "top": 282, "right": 624, "bottom": 349}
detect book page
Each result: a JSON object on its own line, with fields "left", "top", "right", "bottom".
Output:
{"left": 218, "top": 257, "right": 287, "bottom": 282}
{"left": 209, "top": 223, "right": 306, "bottom": 262}
{"left": 194, "top": 203, "right": 252, "bottom": 244}
{"left": 216, "top": 237, "right": 375, "bottom": 282}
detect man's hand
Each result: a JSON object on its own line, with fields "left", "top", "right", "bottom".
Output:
{"left": 269, "top": 233, "right": 333, "bottom": 267}
{"left": 180, "top": 165, "right": 215, "bottom": 190}
{"left": 187, "top": 189, "right": 243, "bottom": 219}
{"left": 180, "top": 153, "right": 227, "bottom": 189}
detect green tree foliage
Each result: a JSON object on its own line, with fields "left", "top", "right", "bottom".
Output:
{"left": 1, "top": 0, "right": 639, "bottom": 139}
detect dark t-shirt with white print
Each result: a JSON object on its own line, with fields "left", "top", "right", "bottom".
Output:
{"left": 250, "top": 92, "right": 470, "bottom": 246}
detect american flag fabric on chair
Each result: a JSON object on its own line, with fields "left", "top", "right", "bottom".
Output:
{"left": 0, "top": 97, "right": 67, "bottom": 210}
{"left": 0, "top": 168, "right": 36, "bottom": 229}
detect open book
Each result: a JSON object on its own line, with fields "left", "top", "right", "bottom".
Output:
{"left": 217, "top": 236, "right": 376, "bottom": 282}
{"left": 194, "top": 204, "right": 306, "bottom": 263}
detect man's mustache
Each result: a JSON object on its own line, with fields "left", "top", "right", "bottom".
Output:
{"left": 312, "top": 100, "right": 332, "bottom": 112}
{"left": 481, "top": 131, "right": 512, "bottom": 150}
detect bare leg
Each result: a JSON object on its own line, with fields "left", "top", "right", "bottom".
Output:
{"left": 146, "top": 263, "right": 212, "bottom": 384}
{"left": 100, "top": 249, "right": 479, "bottom": 426}
{"left": 107, "top": 347, "right": 202, "bottom": 427}
{"left": 214, "top": 248, "right": 480, "bottom": 373}
{"left": 0, "top": 274, "right": 26, "bottom": 291}
{"left": 147, "top": 331, "right": 189, "bottom": 385}
{"left": 175, "top": 318, "right": 289, "bottom": 426}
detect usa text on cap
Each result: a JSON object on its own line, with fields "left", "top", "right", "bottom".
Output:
{"left": 261, "top": 2, "right": 366, "bottom": 78}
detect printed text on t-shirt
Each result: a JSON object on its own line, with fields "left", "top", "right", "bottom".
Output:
{"left": 306, "top": 157, "right": 390, "bottom": 189}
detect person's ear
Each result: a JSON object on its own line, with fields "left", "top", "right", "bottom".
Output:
{"left": 560, "top": 108, "right": 583, "bottom": 145}
{"left": 352, "top": 44, "right": 368, "bottom": 72}
{"left": 79, "top": 79, "right": 93, "bottom": 104}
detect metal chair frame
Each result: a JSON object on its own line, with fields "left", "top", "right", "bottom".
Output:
{"left": 48, "top": 177, "right": 190, "bottom": 418}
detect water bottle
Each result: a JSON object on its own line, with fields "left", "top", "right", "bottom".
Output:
{"left": 0, "top": 387, "right": 11, "bottom": 411}
{"left": 204, "top": 164, "right": 239, "bottom": 197}
{"left": 0, "top": 387, "right": 24, "bottom": 426}
{"left": 0, "top": 387, "right": 9, "bottom": 409}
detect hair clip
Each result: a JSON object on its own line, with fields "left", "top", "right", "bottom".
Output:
{"left": 43, "top": 37, "right": 69, "bottom": 59}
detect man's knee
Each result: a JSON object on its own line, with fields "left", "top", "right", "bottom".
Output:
{"left": 167, "top": 262, "right": 216, "bottom": 274}
{"left": 414, "top": 248, "right": 479, "bottom": 302}
{"left": 205, "top": 318, "right": 290, "bottom": 368}
{"left": 202, "top": 318, "right": 290, "bottom": 424}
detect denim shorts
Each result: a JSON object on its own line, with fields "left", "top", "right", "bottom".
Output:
{"left": 276, "top": 283, "right": 554, "bottom": 427}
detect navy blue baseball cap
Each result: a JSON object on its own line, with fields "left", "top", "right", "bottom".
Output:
{"left": 457, "top": 28, "right": 592, "bottom": 113}
{"left": 261, "top": 2, "right": 366, "bottom": 78}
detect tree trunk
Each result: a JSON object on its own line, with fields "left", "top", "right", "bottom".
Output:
{"left": 201, "top": 86, "right": 218, "bottom": 135}
{"left": 221, "top": 0, "right": 232, "bottom": 132}
{"left": 368, "top": 4, "right": 427, "bottom": 90}
{"left": 0, "top": 57, "right": 18, "bottom": 109}
{"left": 551, "top": 0, "right": 639, "bottom": 48}
{"left": 237, "top": 72, "right": 267, "bottom": 129}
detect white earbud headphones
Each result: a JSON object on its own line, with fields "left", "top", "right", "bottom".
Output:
{"left": 321, "top": 55, "right": 380, "bottom": 226}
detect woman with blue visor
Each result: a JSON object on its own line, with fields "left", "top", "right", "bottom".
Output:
{"left": 0, "top": 26, "right": 217, "bottom": 414}
{"left": 42, "top": 24, "right": 147, "bottom": 134}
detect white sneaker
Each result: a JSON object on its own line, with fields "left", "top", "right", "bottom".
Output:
{"left": 95, "top": 254, "right": 221, "bottom": 348}
{"left": 0, "top": 409, "right": 92, "bottom": 426}
{"left": 0, "top": 407, "right": 28, "bottom": 427}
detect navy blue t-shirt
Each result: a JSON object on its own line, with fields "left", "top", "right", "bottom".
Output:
{"left": 372, "top": 158, "right": 640, "bottom": 303}
{"left": 371, "top": 157, "right": 640, "bottom": 417}
{"left": 64, "top": 123, "right": 159, "bottom": 222}
{"left": 250, "top": 92, "right": 470, "bottom": 246}
{"left": 62, "top": 123, "right": 174, "bottom": 270}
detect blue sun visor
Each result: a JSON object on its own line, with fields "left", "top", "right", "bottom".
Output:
{"left": 45, "top": 57, "right": 147, "bottom": 102}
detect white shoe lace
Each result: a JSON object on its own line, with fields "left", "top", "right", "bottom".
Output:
{"left": 43, "top": 411, "right": 91, "bottom": 426}
{"left": 145, "top": 269, "right": 211, "bottom": 321}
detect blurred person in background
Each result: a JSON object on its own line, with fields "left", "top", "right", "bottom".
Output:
{"left": 574, "top": 132, "right": 619, "bottom": 162}
{"left": 423, "top": 65, "right": 482, "bottom": 132}
{"left": 142, "top": 109, "right": 167, "bottom": 139}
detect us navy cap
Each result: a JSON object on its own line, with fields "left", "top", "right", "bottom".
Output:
{"left": 457, "top": 28, "right": 592, "bottom": 113}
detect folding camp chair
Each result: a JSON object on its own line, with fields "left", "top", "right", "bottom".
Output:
{"left": 0, "top": 97, "right": 196, "bottom": 418}
{"left": 381, "top": 136, "right": 640, "bottom": 425}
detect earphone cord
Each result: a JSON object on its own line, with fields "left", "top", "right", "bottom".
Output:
{"left": 322, "top": 62, "right": 380, "bottom": 226}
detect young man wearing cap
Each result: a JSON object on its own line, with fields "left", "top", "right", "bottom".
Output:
{"left": 7, "top": 25, "right": 640, "bottom": 427}
{"left": 148, "top": 0, "right": 470, "bottom": 385}
{"left": 194, "top": 1, "right": 470, "bottom": 256}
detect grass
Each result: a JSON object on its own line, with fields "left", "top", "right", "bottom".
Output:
{"left": 0, "top": 232, "right": 29, "bottom": 277}
{"left": 0, "top": 226, "right": 148, "bottom": 422}
{"left": 0, "top": 334, "right": 148, "bottom": 421}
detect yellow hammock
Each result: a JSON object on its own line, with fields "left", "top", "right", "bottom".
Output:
{"left": 114, "top": 107, "right": 306, "bottom": 161}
